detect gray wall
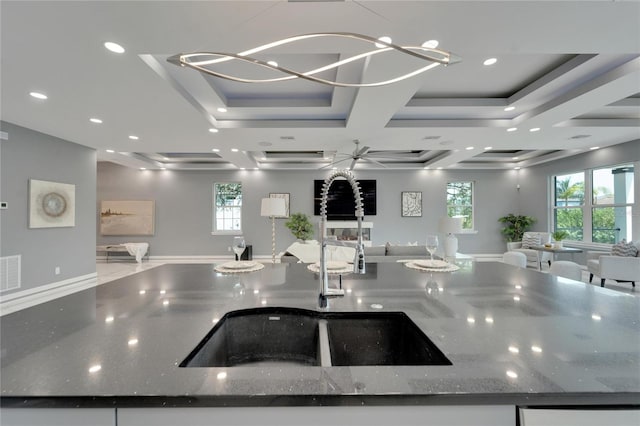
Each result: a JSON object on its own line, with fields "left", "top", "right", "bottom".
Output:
{"left": 97, "top": 162, "right": 520, "bottom": 256}
{"left": 0, "top": 122, "right": 97, "bottom": 294}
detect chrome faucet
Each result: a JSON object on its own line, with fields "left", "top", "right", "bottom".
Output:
{"left": 318, "top": 169, "right": 366, "bottom": 308}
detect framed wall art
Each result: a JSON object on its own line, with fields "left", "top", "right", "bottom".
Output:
{"left": 29, "top": 179, "right": 76, "bottom": 228}
{"left": 401, "top": 191, "right": 422, "bottom": 217}
{"left": 269, "top": 193, "right": 290, "bottom": 218}
{"left": 100, "top": 200, "right": 155, "bottom": 235}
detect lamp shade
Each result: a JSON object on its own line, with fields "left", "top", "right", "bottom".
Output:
{"left": 261, "top": 197, "right": 286, "bottom": 218}
{"left": 438, "top": 217, "right": 463, "bottom": 234}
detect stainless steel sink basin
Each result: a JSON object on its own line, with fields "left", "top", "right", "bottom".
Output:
{"left": 180, "top": 307, "right": 452, "bottom": 367}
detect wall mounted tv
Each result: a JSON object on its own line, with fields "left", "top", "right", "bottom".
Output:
{"left": 313, "top": 179, "right": 377, "bottom": 220}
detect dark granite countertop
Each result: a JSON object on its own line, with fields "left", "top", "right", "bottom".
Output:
{"left": 1, "top": 261, "right": 639, "bottom": 407}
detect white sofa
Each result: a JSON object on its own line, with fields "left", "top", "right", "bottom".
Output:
{"left": 587, "top": 240, "right": 640, "bottom": 288}
{"left": 506, "top": 232, "right": 553, "bottom": 269}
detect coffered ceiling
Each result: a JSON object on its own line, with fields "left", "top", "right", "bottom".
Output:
{"left": 1, "top": 1, "right": 639, "bottom": 171}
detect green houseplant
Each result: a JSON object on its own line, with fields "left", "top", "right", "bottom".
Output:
{"left": 498, "top": 214, "right": 537, "bottom": 242}
{"left": 285, "top": 213, "right": 314, "bottom": 241}
{"left": 551, "top": 230, "right": 568, "bottom": 248}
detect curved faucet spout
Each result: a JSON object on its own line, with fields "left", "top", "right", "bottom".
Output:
{"left": 318, "top": 169, "right": 366, "bottom": 308}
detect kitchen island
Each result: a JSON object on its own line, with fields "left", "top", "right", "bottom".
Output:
{"left": 1, "top": 262, "right": 639, "bottom": 425}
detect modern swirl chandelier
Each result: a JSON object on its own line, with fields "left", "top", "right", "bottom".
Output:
{"left": 167, "top": 32, "right": 461, "bottom": 88}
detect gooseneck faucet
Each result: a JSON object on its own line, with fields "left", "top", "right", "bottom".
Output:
{"left": 318, "top": 169, "right": 366, "bottom": 308}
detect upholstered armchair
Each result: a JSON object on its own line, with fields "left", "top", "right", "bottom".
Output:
{"left": 587, "top": 240, "right": 640, "bottom": 288}
{"left": 506, "top": 232, "right": 553, "bottom": 269}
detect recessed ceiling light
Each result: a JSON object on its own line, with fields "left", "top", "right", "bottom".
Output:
{"left": 590, "top": 146, "right": 600, "bottom": 150}
{"left": 529, "top": 127, "right": 540, "bottom": 132}
{"left": 209, "top": 128, "right": 219, "bottom": 133}
{"left": 484, "top": 146, "right": 492, "bottom": 150}
{"left": 139, "top": 167, "right": 146, "bottom": 171}
{"left": 160, "top": 167, "right": 167, "bottom": 170}
{"left": 231, "top": 148, "right": 239, "bottom": 152}
{"left": 29, "top": 91, "right": 47, "bottom": 100}
{"left": 106, "top": 149, "right": 115, "bottom": 153}
{"left": 504, "top": 106, "right": 515, "bottom": 112}
{"left": 104, "top": 41, "right": 125, "bottom": 54}
{"left": 90, "top": 118, "right": 103, "bottom": 124}
{"left": 128, "top": 135, "right": 139, "bottom": 140}
{"left": 422, "top": 40, "right": 439, "bottom": 49}
{"left": 483, "top": 57, "right": 497, "bottom": 66}
{"left": 514, "top": 167, "right": 521, "bottom": 170}
{"left": 375, "top": 36, "right": 392, "bottom": 48}
{"left": 240, "top": 167, "right": 245, "bottom": 170}
{"left": 512, "top": 156, "right": 519, "bottom": 160}
{"left": 465, "top": 146, "right": 474, "bottom": 150}
{"left": 436, "top": 167, "right": 443, "bottom": 170}
{"left": 266, "top": 60, "right": 278, "bottom": 67}
{"left": 217, "top": 107, "right": 227, "bottom": 113}
{"left": 163, "top": 157, "right": 170, "bottom": 161}
{"left": 211, "top": 148, "right": 220, "bottom": 152}
{"left": 507, "top": 127, "right": 517, "bottom": 132}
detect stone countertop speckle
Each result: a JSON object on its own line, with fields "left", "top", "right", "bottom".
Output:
{"left": 1, "top": 262, "right": 639, "bottom": 407}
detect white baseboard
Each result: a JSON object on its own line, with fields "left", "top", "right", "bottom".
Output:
{"left": 100, "top": 255, "right": 274, "bottom": 263}
{"left": 0, "top": 273, "right": 97, "bottom": 316}
{"left": 471, "top": 253, "right": 504, "bottom": 262}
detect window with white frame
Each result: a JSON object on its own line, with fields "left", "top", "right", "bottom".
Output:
{"left": 553, "top": 171, "right": 585, "bottom": 241}
{"left": 213, "top": 182, "right": 242, "bottom": 234}
{"left": 552, "top": 164, "right": 634, "bottom": 243}
{"left": 591, "top": 164, "right": 634, "bottom": 243}
{"left": 446, "top": 181, "right": 474, "bottom": 230}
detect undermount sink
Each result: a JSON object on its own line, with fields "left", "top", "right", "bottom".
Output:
{"left": 180, "top": 307, "right": 452, "bottom": 368}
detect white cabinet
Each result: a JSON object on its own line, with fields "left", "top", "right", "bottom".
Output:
{"left": 519, "top": 408, "right": 640, "bottom": 425}
{"left": 0, "top": 408, "right": 115, "bottom": 426}
{"left": 118, "top": 405, "right": 514, "bottom": 426}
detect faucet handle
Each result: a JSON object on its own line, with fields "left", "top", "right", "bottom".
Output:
{"left": 354, "top": 244, "right": 366, "bottom": 274}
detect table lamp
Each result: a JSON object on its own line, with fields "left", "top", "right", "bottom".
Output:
{"left": 438, "top": 216, "right": 463, "bottom": 258}
{"left": 261, "top": 198, "right": 287, "bottom": 263}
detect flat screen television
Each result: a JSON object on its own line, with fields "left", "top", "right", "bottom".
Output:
{"left": 313, "top": 179, "right": 376, "bottom": 220}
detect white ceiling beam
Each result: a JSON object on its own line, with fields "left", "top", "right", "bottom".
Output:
{"left": 345, "top": 53, "right": 435, "bottom": 131}
{"left": 217, "top": 119, "right": 344, "bottom": 129}
{"left": 513, "top": 56, "right": 640, "bottom": 128}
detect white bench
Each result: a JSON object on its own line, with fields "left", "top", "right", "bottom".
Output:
{"left": 97, "top": 243, "right": 150, "bottom": 263}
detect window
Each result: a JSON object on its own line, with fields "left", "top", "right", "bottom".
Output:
{"left": 213, "top": 182, "right": 242, "bottom": 234}
{"left": 552, "top": 164, "right": 634, "bottom": 243}
{"left": 446, "top": 181, "right": 474, "bottom": 230}
{"left": 591, "top": 165, "right": 634, "bottom": 243}
{"left": 553, "top": 172, "right": 585, "bottom": 241}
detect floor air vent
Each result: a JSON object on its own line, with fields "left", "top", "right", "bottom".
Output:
{"left": 0, "top": 255, "right": 21, "bottom": 292}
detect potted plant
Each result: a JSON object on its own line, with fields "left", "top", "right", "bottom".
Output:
{"left": 551, "top": 230, "right": 568, "bottom": 248}
{"left": 498, "top": 214, "right": 537, "bottom": 243}
{"left": 285, "top": 213, "right": 314, "bottom": 242}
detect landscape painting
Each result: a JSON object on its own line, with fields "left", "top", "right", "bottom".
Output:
{"left": 100, "top": 200, "right": 155, "bottom": 236}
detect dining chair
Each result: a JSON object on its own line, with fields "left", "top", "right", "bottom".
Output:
{"left": 503, "top": 251, "right": 527, "bottom": 268}
{"left": 549, "top": 260, "right": 582, "bottom": 281}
